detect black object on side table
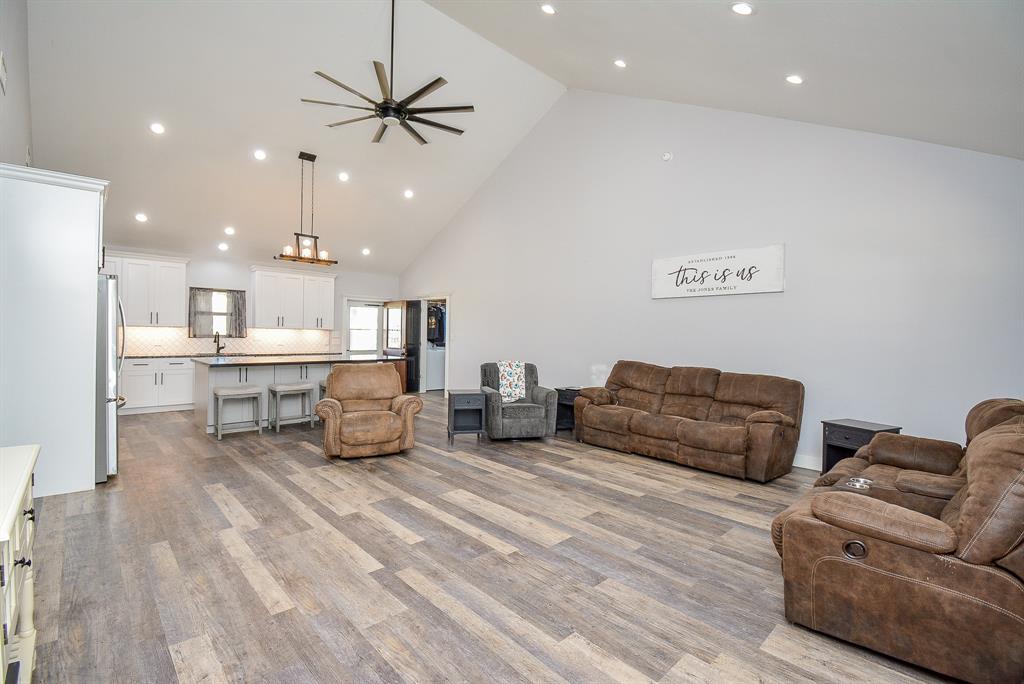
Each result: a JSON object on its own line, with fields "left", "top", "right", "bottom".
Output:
{"left": 555, "top": 387, "right": 581, "bottom": 431}
{"left": 447, "top": 389, "right": 486, "bottom": 444}
{"left": 821, "top": 418, "right": 902, "bottom": 474}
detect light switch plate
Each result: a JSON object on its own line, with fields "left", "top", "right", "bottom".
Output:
{"left": 0, "top": 52, "right": 7, "bottom": 95}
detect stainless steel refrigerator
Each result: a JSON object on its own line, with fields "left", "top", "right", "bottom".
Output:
{"left": 96, "top": 274, "right": 126, "bottom": 482}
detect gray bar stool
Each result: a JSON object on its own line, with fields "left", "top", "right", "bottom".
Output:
{"left": 213, "top": 385, "right": 262, "bottom": 440}
{"left": 268, "top": 382, "right": 316, "bottom": 432}
{"left": 319, "top": 378, "right": 328, "bottom": 401}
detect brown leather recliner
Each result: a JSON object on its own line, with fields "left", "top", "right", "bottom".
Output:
{"left": 315, "top": 363, "right": 423, "bottom": 458}
{"left": 772, "top": 398, "right": 1024, "bottom": 683}
{"left": 574, "top": 360, "right": 804, "bottom": 482}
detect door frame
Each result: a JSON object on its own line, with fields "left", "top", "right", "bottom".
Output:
{"left": 409, "top": 293, "right": 451, "bottom": 393}
{"left": 341, "top": 295, "right": 388, "bottom": 357}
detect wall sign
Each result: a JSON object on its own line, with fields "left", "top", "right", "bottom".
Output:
{"left": 652, "top": 244, "right": 785, "bottom": 299}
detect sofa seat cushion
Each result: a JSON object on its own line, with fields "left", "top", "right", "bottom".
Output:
{"left": 582, "top": 404, "right": 645, "bottom": 435}
{"left": 340, "top": 410, "right": 402, "bottom": 445}
{"left": 630, "top": 412, "right": 690, "bottom": 440}
{"left": 502, "top": 402, "right": 544, "bottom": 420}
{"left": 678, "top": 420, "right": 747, "bottom": 454}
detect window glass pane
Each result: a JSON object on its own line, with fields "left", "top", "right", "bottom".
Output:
{"left": 350, "top": 329, "right": 377, "bottom": 351}
{"left": 211, "top": 291, "right": 228, "bottom": 313}
{"left": 349, "top": 306, "right": 379, "bottom": 329}
{"left": 211, "top": 315, "right": 227, "bottom": 335}
{"left": 386, "top": 306, "right": 402, "bottom": 348}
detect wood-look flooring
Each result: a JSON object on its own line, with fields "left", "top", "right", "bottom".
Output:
{"left": 32, "top": 392, "right": 944, "bottom": 683}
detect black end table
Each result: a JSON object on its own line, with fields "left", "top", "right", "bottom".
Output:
{"left": 821, "top": 418, "right": 901, "bottom": 474}
{"left": 555, "top": 387, "right": 581, "bottom": 431}
{"left": 447, "top": 389, "right": 486, "bottom": 444}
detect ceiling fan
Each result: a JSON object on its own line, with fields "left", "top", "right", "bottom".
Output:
{"left": 301, "top": 0, "right": 474, "bottom": 145}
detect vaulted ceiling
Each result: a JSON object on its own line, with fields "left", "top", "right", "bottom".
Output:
{"left": 27, "top": 0, "right": 564, "bottom": 273}
{"left": 430, "top": 0, "right": 1024, "bottom": 160}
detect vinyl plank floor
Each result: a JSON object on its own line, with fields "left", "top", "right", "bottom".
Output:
{"left": 31, "top": 393, "right": 946, "bottom": 683}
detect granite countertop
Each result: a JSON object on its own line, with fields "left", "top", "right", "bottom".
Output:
{"left": 191, "top": 354, "right": 403, "bottom": 367}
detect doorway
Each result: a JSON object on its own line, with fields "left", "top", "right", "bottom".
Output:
{"left": 346, "top": 300, "right": 383, "bottom": 358}
{"left": 423, "top": 298, "right": 447, "bottom": 392}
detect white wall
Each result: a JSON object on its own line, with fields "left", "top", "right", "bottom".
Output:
{"left": 401, "top": 90, "right": 1024, "bottom": 470}
{"left": 0, "top": 0, "right": 32, "bottom": 164}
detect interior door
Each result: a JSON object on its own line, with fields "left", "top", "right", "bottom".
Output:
{"left": 121, "top": 259, "right": 153, "bottom": 325}
{"left": 153, "top": 261, "right": 186, "bottom": 326}
{"left": 347, "top": 302, "right": 382, "bottom": 358}
{"left": 279, "top": 274, "right": 305, "bottom": 329}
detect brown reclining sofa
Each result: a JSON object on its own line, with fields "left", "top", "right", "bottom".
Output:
{"left": 772, "top": 398, "right": 1024, "bottom": 683}
{"left": 574, "top": 360, "right": 805, "bottom": 482}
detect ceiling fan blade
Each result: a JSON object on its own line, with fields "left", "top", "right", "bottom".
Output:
{"left": 407, "top": 115, "right": 463, "bottom": 136}
{"left": 398, "top": 77, "right": 447, "bottom": 107}
{"left": 314, "top": 71, "right": 378, "bottom": 105}
{"left": 301, "top": 98, "right": 375, "bottom": 111}
{"left": 371, "top": 121, "right": 388, "bottom": 143}
{"left": 373, "top": 61, "right": 391, "bottom": 101}
{"left": 406, "top": 105, "right": 474, "bottom": 114}
{"left": 400, "top": 121, "right": 428, "bottom": 145}
{"left": 326, "top": 114, "right": 377, "bottom": 128}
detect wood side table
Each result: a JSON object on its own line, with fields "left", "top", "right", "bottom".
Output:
{"left": 447, "top": 390, "right": 486, "bottom": 444}
{"left": 555, "top": 387, "right": 581, "bottom": 431}
{"left": 821, "top": 418, "right": 901, "bottom": 474}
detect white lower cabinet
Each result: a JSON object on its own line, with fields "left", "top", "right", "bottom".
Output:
{"left": 1, "top": 445, "right": 38, "bottom": 684}
{"left": 208, "top": 366, "right": 274, "bottom": 428}
{"left": 119, "top": 358, "right": 194, "bottom": 412}
{"left": 271, "top": 363, "right": 330, "bottom": 421}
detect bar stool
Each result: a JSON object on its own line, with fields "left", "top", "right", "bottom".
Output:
{"left": 268, "top": 382, "right": 316, "bottom": 432}
{"left": 319, "top": 379, "right": 328, "bottom": 402}
{"left": 213, "top": 385, "right": 262, "bottom": 440}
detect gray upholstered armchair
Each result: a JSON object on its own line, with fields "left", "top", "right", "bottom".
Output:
{"left": 480, "top": 363, "right": 556, "bottom": 440}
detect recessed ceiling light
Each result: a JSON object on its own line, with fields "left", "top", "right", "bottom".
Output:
{"left": 224, "top": 226, "right": 235, "bottom": 235}
{"left": 786, "top": 74, "right": 804, "bottom": 85}
{"left": 218, "top": 242, "right": 229, "bottom": 251}
{"left": 540, "top": 4, "right": 555, "bottom": 14}
{"left": 338, "top": 171, "right": 350, "bottom": 182}
{"left": 404, "top": 189, "right": 414, "bottom": 199}
{"left": 613, "top": 59, "right": 627, "bottom": 69}
{"left": 253, "top": 149, "right": 267, "bottom": 160}
{"left": 731, "top": 2, "right": 754, "bottom": 15}
{"left": 149, "top": 122, "right": 165, "bottom": 135}
{"left": 134, "top": 213, "right": 148, "bottom": 223}
{"left": 362, "top": 247, "right": 371, "bottom": 256}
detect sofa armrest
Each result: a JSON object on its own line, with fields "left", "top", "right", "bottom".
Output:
{"left": 746, "top": 410, "right": 795, "bottom": 427}
{"left": 531, "top": 385, "right": 558, "bottom": 437}
{"left": 811, "top": 492, "right": 957, "bottom": 553}
{"left": 315, "top": 397, "right": 343, "bottom": 421}
{"left": 814, "top": 455, "right": 869, "bottom": 486}
{"left": 895, "top": 471, "right": 966, "bottom": 500}
{"left": 481, "top": 386, "right": 503, "bottom": 434}
{"left": 391, "top": 394, "right": 423, "bottom": 417}
{"left": 865, "top": 433, "right": 963, "bottom": 475}
{"left": 315, "top": 398, "right": 344, "bottom": 457}
{"left": 579, "top": 387, "right": 614, "bottom": 405}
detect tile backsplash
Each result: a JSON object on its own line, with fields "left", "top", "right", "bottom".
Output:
{"left": 124, "top": 327, "right": 330, "bottom": 357}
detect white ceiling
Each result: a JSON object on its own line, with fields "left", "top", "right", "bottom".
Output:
{"left": 27, "top": 0, "right": 564, "bottom": 273}
{"left": 429, "top": 0, "right": 1024, "bottom": 160}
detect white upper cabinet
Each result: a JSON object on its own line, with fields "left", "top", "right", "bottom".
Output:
{"left": 303, "top": 275, "right": 335, "bottom": 329}
{"left": 251, "top": 268, "right": 333, "bottom": 330}
{"left": 119, "top": 256, "right": 187, "bottom": 327}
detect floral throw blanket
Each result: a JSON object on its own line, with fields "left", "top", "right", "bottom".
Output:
{"left": 497, "top": 360, "right": 526, "bottom": 403}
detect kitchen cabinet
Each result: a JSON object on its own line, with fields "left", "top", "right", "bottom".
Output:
{"left": 100, "top": 255, "right": 121, "bottom": 278}
{"left": 118, "top": 255, "right": 188, "bottom": 327}
{"left": 119, "top": 358, "right": 194, "bottom": 411}
{"left": 251, "top": 269, "right": 305, "bottom": 329}
{"left": 303, "top": 276, "right": 335, "bottom": 330}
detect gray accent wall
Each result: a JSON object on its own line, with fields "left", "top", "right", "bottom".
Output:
{"left": 400, "top": 89, "right": 1024, "bottom": 470}
{"left": 0, "top": 0, "right": 32, "bottom": 165}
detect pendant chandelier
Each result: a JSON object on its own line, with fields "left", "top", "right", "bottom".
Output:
{"left": 275, "top": 150, "right": 338, "bottom": 266}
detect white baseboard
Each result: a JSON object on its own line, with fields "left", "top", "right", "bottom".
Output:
{"left": 118, "top": 403, "right": 193, "bottom": 415}
{"left": 793, "top": 451, "right": 821, "bottom": 472}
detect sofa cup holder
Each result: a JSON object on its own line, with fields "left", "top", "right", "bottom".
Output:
{"left": 843, "top": 540, "right": 868, "bottom": 560}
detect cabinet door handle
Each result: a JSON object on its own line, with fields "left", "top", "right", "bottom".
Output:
{"left": 156, "top": 311, "right": 159, "bottom": 325}
{"left": 149, "top": 312, "right": 153, "bottom": 324}
{"left": 245, "top": 368, "right": 248, "bottom": 382}
{"left": 238, "top": 368, "right": 242, "bottom": 383}
{"left": 161, "top": 372, "right": 164, "bottom": 385}
{"left": 154, "top": 372, "right": 157, "bottom": 385}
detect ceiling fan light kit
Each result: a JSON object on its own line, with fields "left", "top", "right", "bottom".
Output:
{"left": 275, "top": 151, "right": 338, "bottom": 267}
{"left": 302, "top": 0, "right": 474, "bottom": 145}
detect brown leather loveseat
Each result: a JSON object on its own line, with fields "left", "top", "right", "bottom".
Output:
{"left": 574, "top": 361, "right": 804, "bottom": 482}
{"left": 772, "top": 398, "right": 1024, "bottom": 683}
{"left": 315, "top": 363, "right": 423, "bottom": 458}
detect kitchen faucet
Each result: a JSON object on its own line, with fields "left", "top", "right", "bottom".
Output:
{"left": 214, "top": 332, "right": 226, "bottom": 355}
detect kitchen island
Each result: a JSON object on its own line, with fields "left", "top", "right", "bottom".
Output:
{"left": 192, "top": 355, "right": 407, "bottom": 434}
